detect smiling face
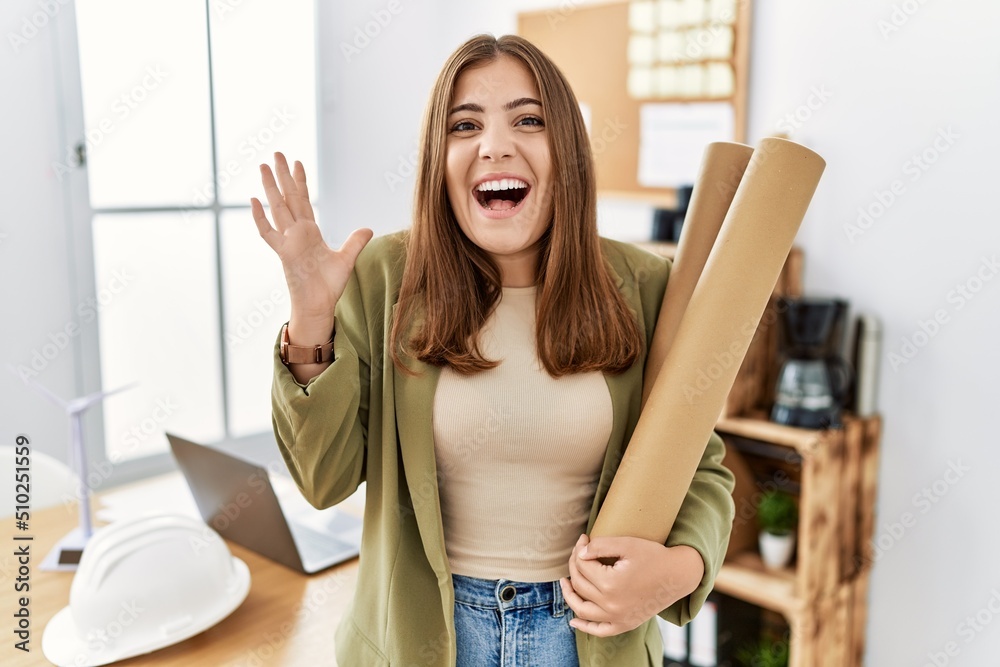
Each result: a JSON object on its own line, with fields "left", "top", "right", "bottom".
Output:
{"left": 445, "top": 55, "right": 554, "bottom": 287}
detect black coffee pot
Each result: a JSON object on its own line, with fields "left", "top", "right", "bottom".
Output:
{"left": 770, "top": 298, "right": 851, "bottom": 429}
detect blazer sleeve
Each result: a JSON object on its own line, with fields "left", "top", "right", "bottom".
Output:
{"left": 658, "top": 429, "right": 736, "bottom": 626}
{"left": 270, "top": 269, "right": 371, "bottom": 510}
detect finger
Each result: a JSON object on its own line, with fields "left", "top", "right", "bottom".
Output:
{"left": 260, "top": 163, "right": 293, "bottom": 232}
{"left": 567, "top": 535, "right": 606, "bottom": 598}
{"left": 338, "top": 228, "right": 374, "bottom": 268}
{"left": 569, "top": 534, "right": 589, "bottom": 564}
{"left": 559, "top": 577, "right": 609, "bottom": 623}
{"left": 578, "top": 536, "right": 628, "bottom": 565}
{"left": 293, "top": 160, "right": 312, "bottom": 207}
{"left": 564, "top": 572, "right": 632, "bottom": 637}
{"left": 250, "top": 198, "right": 281, "bottom": 251}
{"left": 568, "top": 617, "right": 619, "bottom": 638}
{"left": 274, "top": 152, "right": 307, "bottom": 221}
{"left": 574, "top": 556, "right": 620, "bottom": 593}
{"left": 573, "top": 550, "right": 620, "bottom": 593}
{"left": 568, "top": 545, "right": 606, "bottom": 599}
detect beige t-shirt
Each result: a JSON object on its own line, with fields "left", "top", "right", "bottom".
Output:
{"left": 432, "top": 285, "right": 614, "bottom": 582}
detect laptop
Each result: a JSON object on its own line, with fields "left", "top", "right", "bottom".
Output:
{"left": 167, "top": 433, "right": 362, "bottom": 574}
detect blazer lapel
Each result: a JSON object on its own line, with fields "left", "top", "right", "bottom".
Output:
{"left": 390, "top": 302, "right": 450, "bottom": 578}
{"left": 588, "top": 256, "right": 645, "bottom": 530}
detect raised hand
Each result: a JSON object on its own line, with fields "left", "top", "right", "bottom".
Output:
{"left": 252, "top": 152, "right": 373, "bottom": 322}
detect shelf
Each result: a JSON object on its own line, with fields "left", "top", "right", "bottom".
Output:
{"left": 714, "top": 551, "right": 802, "bottom": 619}
{"left": 716, "top": 414, "right": 833, "bottom": 456}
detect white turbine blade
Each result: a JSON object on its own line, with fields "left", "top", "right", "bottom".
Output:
{"left": 103, "top": 381, "right": 138, "bottom": 397}
{"left": 5, "top": 365, "right": 70, "bottom": 409}
{"left": 68, "top": 381, "right": 139, "bottom": 413}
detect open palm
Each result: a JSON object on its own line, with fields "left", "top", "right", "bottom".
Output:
{"left": 251, "top": 152, "right": 372, "bottom": 319}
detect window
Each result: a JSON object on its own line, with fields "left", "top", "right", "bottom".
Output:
{"left": 73, "top": 0, "right": 317, "bottom": 464}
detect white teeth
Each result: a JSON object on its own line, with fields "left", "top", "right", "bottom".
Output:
{"left": 476, "top": 178, "right": 528, "bottom": 192}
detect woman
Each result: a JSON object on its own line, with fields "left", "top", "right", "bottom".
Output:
{"left": 253, "top": 34, "right": 734, "bottom": 667}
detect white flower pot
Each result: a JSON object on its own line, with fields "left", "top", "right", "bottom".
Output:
{"left": 759, "top": 531, "right": 795, "bottom": 570}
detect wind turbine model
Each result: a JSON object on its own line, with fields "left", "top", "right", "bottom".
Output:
{"left": 11, "top": 371, "right": 136, "bottom": 571}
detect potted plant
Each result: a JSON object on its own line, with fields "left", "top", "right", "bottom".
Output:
{"left": 736, "top": 638, "right": 790, "bottom": 667}
{"left": 756, "top": 490, "right": 798, "bottom": 570}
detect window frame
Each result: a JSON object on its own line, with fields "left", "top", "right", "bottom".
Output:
{"left": 55, "top": 0, "right": 315, "bottom": 490}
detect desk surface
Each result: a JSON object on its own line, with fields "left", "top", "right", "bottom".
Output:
{"left": 2, "top": 472, "right": 359, "bottom": 667}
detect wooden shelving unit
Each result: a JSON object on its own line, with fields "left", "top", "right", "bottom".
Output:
{"left": 716, "top": 414, "right": 882, "bottom": 666}
{"left": 713, "top": 551, "right": 799, "bottom": 617}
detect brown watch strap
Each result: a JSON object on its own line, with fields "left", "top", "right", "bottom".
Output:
{"left": 280, "top": 323, "right": 334, "bottom": 365}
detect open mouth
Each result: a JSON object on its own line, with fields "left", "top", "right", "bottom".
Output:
{"left": 474, "top": 179, "right": 531, "bottom": 212}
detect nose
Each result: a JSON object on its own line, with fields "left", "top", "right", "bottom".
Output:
{"left": 478, "top": 122, "right": 516, "bottom": 161}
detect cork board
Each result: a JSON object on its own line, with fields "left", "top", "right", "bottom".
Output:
{"left": 518, "top": 0, "right": 751, "bottom": 206}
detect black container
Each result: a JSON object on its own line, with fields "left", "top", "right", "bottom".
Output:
{"left": 651, "top": 185, "right": 694, "bottom": 242}
{"left": 771, "top": 297, "right": 852, "bottom": 429}
{"left": 777, "top": 297, "right": 848, "bottom": 357}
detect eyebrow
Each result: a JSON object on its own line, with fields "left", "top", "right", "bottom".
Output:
{"left": 447, "top": 97, "right": 543, "bottom": 116}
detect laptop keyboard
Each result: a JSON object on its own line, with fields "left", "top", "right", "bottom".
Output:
{"left": 291, "top": 524, "right": 358, "bottom": 565}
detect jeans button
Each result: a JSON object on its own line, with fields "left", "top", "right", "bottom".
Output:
{"left": 500, "top": 585, "right": 516, "bottom": 602}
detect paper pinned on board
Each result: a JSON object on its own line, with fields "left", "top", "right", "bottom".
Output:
{"left": 637, "top": 102, "right": 734, "bottom": 187}
{"left": 629, "top": 0, "right": 656, "bottom": 32}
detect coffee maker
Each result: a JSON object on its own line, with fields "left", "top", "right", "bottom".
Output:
{"left": 770, "top": 298, "right": 851, "bottom": 429}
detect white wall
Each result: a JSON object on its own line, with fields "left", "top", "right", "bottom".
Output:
{"left": 0, "top": 0, "right": 83, "bottom": 468}
{"left": 316, "top": 0, "right": 448, "bottom": 241}
{"left": 748, "top": 2, "right": 1000, "bottom": 664}
{"left": 3, "top": 0, "right": 999, "bottom": 663}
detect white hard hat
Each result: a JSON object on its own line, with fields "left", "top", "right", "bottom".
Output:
{"left": 42, "top": 513, "right": 251, "bottom": 666}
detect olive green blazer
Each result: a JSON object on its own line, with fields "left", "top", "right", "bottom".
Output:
{"left": 271, "top": 231, "right": 735, "bottom": 666}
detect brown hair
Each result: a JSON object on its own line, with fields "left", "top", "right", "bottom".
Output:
{"left": 390, "top": 34, "right": 643, "bottom": 377}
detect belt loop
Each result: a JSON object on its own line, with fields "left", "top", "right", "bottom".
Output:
{"left": 552, "top": 580, "right": 567, "bottom": 618}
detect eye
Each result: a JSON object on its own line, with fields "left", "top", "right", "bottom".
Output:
{"left": 450, "top": 120, "right": 479, "bottom": 133}
{"left": 516, "top": 115, "right": 544, "bottom": 128}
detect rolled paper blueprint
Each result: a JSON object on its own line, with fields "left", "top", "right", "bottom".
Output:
{"left": 593, "top": 137, "right": 826, "bottom": 541}
{"left": 641, "top": 142, "right": 754, "bottom": 409}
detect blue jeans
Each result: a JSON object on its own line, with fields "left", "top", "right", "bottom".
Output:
{"left": 452, "top": 573, "right": 580, "bottom": 667}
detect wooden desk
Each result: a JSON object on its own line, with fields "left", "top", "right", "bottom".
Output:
{"left": 1, "top": 473, "right": 359, "bottom": 666}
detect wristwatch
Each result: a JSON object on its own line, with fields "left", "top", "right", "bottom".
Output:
{"left": 279, "top": 323, "right": 334, "bottom": 365}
